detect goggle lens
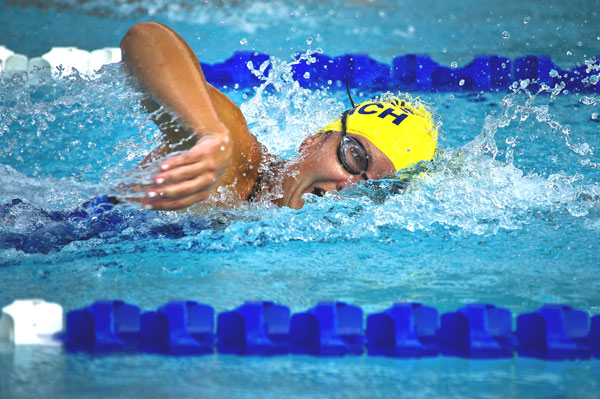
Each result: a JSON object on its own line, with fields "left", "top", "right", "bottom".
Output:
{"left": 339, "top": 135, "right": 368, "bottom": 175}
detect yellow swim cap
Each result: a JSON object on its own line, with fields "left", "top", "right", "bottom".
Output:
{"left": 320, "top": 97, "right": 438, "bottom": 172}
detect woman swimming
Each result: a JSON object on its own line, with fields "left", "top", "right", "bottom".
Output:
{"left": 120, "top": 22, "right": 438, "bottom": 210}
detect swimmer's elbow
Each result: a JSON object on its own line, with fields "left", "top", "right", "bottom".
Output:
{"left": 120, "top": 22, "right": 170, "bottom": 53}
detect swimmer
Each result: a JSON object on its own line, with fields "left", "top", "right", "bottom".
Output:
{"left": 120, "top": 22, "right": 438, "bottom": 210}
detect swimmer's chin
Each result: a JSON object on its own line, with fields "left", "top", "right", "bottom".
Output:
{"left": 286, "top": 196, "right": 305, "bottom": 210}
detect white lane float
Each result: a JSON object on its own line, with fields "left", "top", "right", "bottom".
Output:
{"left": 0, "top": 45, "right": 122, "bottom": 80}
{"left": 0, "top": 299, "right": 63, "bottom": 345}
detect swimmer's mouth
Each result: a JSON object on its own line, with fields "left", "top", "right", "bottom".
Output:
{"left": 311, "top": 187, "right": 325, "bottom": 197}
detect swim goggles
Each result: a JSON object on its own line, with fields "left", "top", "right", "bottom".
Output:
{"left": 337, "top": 109, "right": 369, "bottom": 180}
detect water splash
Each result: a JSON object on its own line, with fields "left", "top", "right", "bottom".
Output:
{"left": 240, "top": 50, "right": 344, "bottom": 157}
{"left": 0, "top": 64, "right": 160, "bottom": 207}
{"left": 0, "top": 52, "right": 599, "bottom": 258}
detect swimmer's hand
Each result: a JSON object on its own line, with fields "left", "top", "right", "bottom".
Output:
{"left": 143, "top": 128, "right": 232, "bottom": 210}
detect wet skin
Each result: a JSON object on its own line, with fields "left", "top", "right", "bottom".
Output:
{"left": 121, "top": 22, "right": 395, "bottom": 211}
{"left": 276, "top": 131, "right": 396, "bottom": 209}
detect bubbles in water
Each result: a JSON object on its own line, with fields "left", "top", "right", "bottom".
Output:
{"left": 239, "top": 38, "right": 248, "bottom": 46}
{"left": 459, "top": 79, "right": 465, "bottom": 86}
{"left": 451, "top": 62, "right": 458, "bottom": 68}
{"left": 502, "top": 31, "right": 510, "bottom": 39}
{"left": 592, "top": 113, "right": 599, "bottom": 120}
{"left": 549, "top": 69, "right": 559, "bottom": 77}
{"left": 239, "top": 50, "right": 343, "bottom": 156}
{"left": 589, "top": 75, "right": 599, "bottom": 85}
{"left": 306, "top": 37, "right": 313, "bottom": 45}
{"left": 523, "top": 16, "right": 531, "bottom": 24}
{"left": 567, "top": 51, "right": 573, "bottom": 56}
{"left": 580, "top": 96, "right": 597, "bottom": 106}
{"left": 501, "top": 62, "right": 507, "bottom": 69}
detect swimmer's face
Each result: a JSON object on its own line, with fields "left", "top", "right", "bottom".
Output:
{"left": 277, "top": 131, "right": 396, "bottom": 209}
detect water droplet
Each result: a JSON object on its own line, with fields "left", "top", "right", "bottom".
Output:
{"left": 459, "top": 79, "right": 465, "bottom": 86}
{"left": 327, "top": 79, "right": 332, "bottom": 85}
{"left": 240, "top": 38, "right": 248, "bottom": 46}
{"left": 451, "top": 62, "right": 458, "bottom": 68}
{"left": 549, "top": 69, "right": 559, "bottom": 77}
{"left": 523, "top": 16, "right": 531, "bottom": 24}
{"left": 590, "top": 75, "right": 599, "bottom": 85}
{"left": 303, "top": 72, "right": 311, "bottom": 79}
{"left": 242, "top": 93, "right": 248, "bottom": 99}
{"left": 234, "top": 83, "right": 239, "bottom": 89}
{"left": 502, "top": 31, "right": 510, "bottom": 39}
{"left": 501, "top": 62, "right": 506, "bottom": 69}
{"left": 306, "top": 37, "right": 313, "bottom": 45}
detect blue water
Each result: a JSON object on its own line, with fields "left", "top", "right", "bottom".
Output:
{"left": 1, "top": 1, "right": 600, "bottom": 398}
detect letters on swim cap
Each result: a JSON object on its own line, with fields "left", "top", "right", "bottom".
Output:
{"left": 320, "top": 97, "right": 438, "bottom": 172}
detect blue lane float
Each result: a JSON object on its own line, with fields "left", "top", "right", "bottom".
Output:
{"left": 516, "top": 305, "right": 592, "bottom": 360}
{"left": 198, "top": 52, "right": 599, "bottom": 93}
{"left": 217, "top": 301, "right": 290, "bottom": 355}
{"left": 60, "top": 300, "right": 600, "bottom": 360}
{"left": 139, "top": 301, "right": 214, "bottom": 355}
{"left": 65, "top": 300, "right": 140, "bottom": 352}
{"left": 366, "top": 302, "right": 438, "bottom": 357}
{"left": 437, "top": 304, "right": 514, "bottom": 358}
{"left": 289, "top": 302, "right": 364, "bottom": 356}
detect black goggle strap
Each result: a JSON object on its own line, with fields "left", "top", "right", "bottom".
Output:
{"left": 338, "top": 110, "right": 369, "bottom": 180}
{"left": 341, "top": 109, "right": 349, "bottom": 135}
{"left": 346, "top": 82, "right": 356, "bottom": 108}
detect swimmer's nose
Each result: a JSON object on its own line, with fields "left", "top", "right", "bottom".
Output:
{"left": 335, "top": 175, "right": 362, "bottom": 191}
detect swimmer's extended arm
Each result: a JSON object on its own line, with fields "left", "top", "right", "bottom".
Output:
{"left": 120, "top": 22, "right": 262, "bottom": 210}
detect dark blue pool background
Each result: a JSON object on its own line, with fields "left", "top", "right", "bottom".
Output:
{"left": 1, "top": 0, "right": 599, "bottom": 67}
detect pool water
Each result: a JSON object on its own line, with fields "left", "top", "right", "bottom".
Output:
{"left": 1, "top": 1, "right": 600, "bottom": 398}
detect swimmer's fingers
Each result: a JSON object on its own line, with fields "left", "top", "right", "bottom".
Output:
{"left": 144, "top": 173, "right": 217, "bottom": 206}
{"left": 142, "top": 134, "right": 232, "bottom": 210}
{"left": 142, "top": 190, "right": 213, "bottom": 211}
{"left": 151, "top": 160, "right": 216, "bottom": 186}
{"left": 158, "top": 134, "right": 231, "bottom": 173}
